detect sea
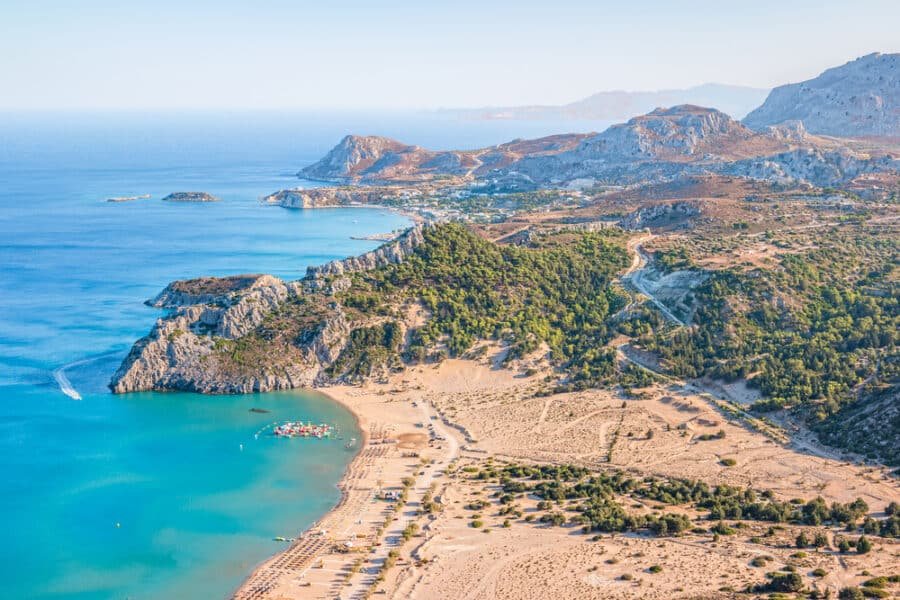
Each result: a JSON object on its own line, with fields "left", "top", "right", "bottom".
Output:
{"left": 0, "top": 110, "right": 614, "bottom": 599}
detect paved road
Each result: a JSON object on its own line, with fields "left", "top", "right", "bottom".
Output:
{"left": 622, "top": 235, "right": 686, "bottom": 326}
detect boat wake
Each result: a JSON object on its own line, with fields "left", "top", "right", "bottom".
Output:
{"left": 52, "top": 367, "right": 82, "bottom": 400}
{"left": 52, "top": 351, "right": 121, "bottom": 401}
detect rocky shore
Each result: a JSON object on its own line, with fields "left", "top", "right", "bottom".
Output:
{"left": 109, "top": 225, "right": 428, "bottom": 395}
{"left": 262, "top": 186, "right": 399, "bottom": 208}
{"left": 305, "top": 224, "right": 425, "bottom": 278}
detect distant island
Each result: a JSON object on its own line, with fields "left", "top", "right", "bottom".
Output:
{"left": 443, "top": 82, "right": 770, "bottom": 121}
{"left": 161, "top": 192, "right": 220, "bottom": 203}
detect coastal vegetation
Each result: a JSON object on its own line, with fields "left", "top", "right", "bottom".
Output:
{"left": 472, "top": 462, "right": 900, "bottom": 535}
{"left": 342, "top": 223, "right": 631, "bottom": 386}
{"left": 640, "top": 226, "right": 899, "bottom": 463}
{"left": 176, "top": 213, "right": 898, "bottom": 466}
{"left": 448, "top": 458, "right": 900, "bottom": 596}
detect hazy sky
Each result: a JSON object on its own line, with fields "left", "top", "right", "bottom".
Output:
{"left": 1, "top": 0, "right": 897, "bottom": 110}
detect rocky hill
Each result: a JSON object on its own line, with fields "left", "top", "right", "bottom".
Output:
{"left": 108, "top": 223, "right": 631, "bottom": 394}
{"left": 743, "top": 53, "right": 899, "bottom": 137}
{"left": 300, "top": 106, "right": 897, "bottom": 192}
{"left": 305, "top": 225, "right": 425, "bottom": 279}
{"left": 494, "top": 105, "right": 896, "bottom": 188}
{"left": 559, "top": 105, "right": 775, "bottom": 161}
{"left": 298, "top": 133, "right": 588, "bottom": 183}
{"left": 110, "top": 274, "right": 301, "bottom": 393}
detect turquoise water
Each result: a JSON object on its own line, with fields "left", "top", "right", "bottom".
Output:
{"left": 0, "top": 149, "right": 410, "bottom": 597}
{"left": 0, "top": 111, "right": 616, "bottom": 598}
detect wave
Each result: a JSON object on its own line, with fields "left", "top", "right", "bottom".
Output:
{"left": 52, "top": 351, "right": 122, "bottom": 400}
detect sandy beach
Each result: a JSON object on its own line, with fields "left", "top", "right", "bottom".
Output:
{"left": 232, "top": 366, "right": 461, "bottom": 600}
{"left": 231, "top": 344, "right": 900, "bottom": 600}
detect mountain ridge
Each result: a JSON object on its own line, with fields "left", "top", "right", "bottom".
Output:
{"left": 300, "top": 105, "right": 897, "bottom": 191}
{"left": 443, "top": 82, "right": 770, "bottom": 121}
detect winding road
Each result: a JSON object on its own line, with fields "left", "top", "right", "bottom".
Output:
{"left": 616, "top": 236, "right": 875, "bottom": 463}
{"left": 621, "top": 234, "right": 685, "bottom": 326}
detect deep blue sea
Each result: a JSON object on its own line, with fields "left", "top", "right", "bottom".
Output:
{"left": 0, "top": 110, "right": 614, "bottom": 599}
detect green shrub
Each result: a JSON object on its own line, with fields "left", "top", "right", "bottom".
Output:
{"left": 711, "top": 522, "right": 736, "bottom": 535}
{"left": 762, "top": 571, "right": 803, "bottom": 593}
{"left": 863, "top": 577, "right": 887, "bottom": 589}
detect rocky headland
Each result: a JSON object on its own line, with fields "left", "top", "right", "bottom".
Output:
{"left": 110, "top": 225, "right": 428, "bottom": 395}
{"left": 262, "top": 186, "right": 405, "bottom": 208}
{"left": 297, "top": 133, "right": 589, "bottom": 184}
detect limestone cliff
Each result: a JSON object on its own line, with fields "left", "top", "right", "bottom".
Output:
{"left": 299, "top": 135, "right": 423, "bottom": 182}
{"left": 743, "top": 53, "right": 899, "bottom": 137}
{"left": 110, "top": 228, "right": 423, "bottom": 394}
{"left": 148, "top": 274, "right": 275, "bottom": 308}
{"left": 726, "top": 147, "right": 898, "bottom": 187}
{"left": 305, "top": 224, "right": 426, "bottom": 279}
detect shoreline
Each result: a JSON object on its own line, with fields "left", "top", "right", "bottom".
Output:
{"left": 230, "top": 374, "right": 453, "bottom": 599}
{"left": 229, "top": 350, "right": 899, "bottom": 599}
{"left": 262, "top": 198, "right": 429, "bottom": 225}
{"left": 230, "top": 387, "right": 371, "bottom": 599}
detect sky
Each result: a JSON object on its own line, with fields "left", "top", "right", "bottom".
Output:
{"left": 1, "top": 0, "right": 898, "bottom": 110}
